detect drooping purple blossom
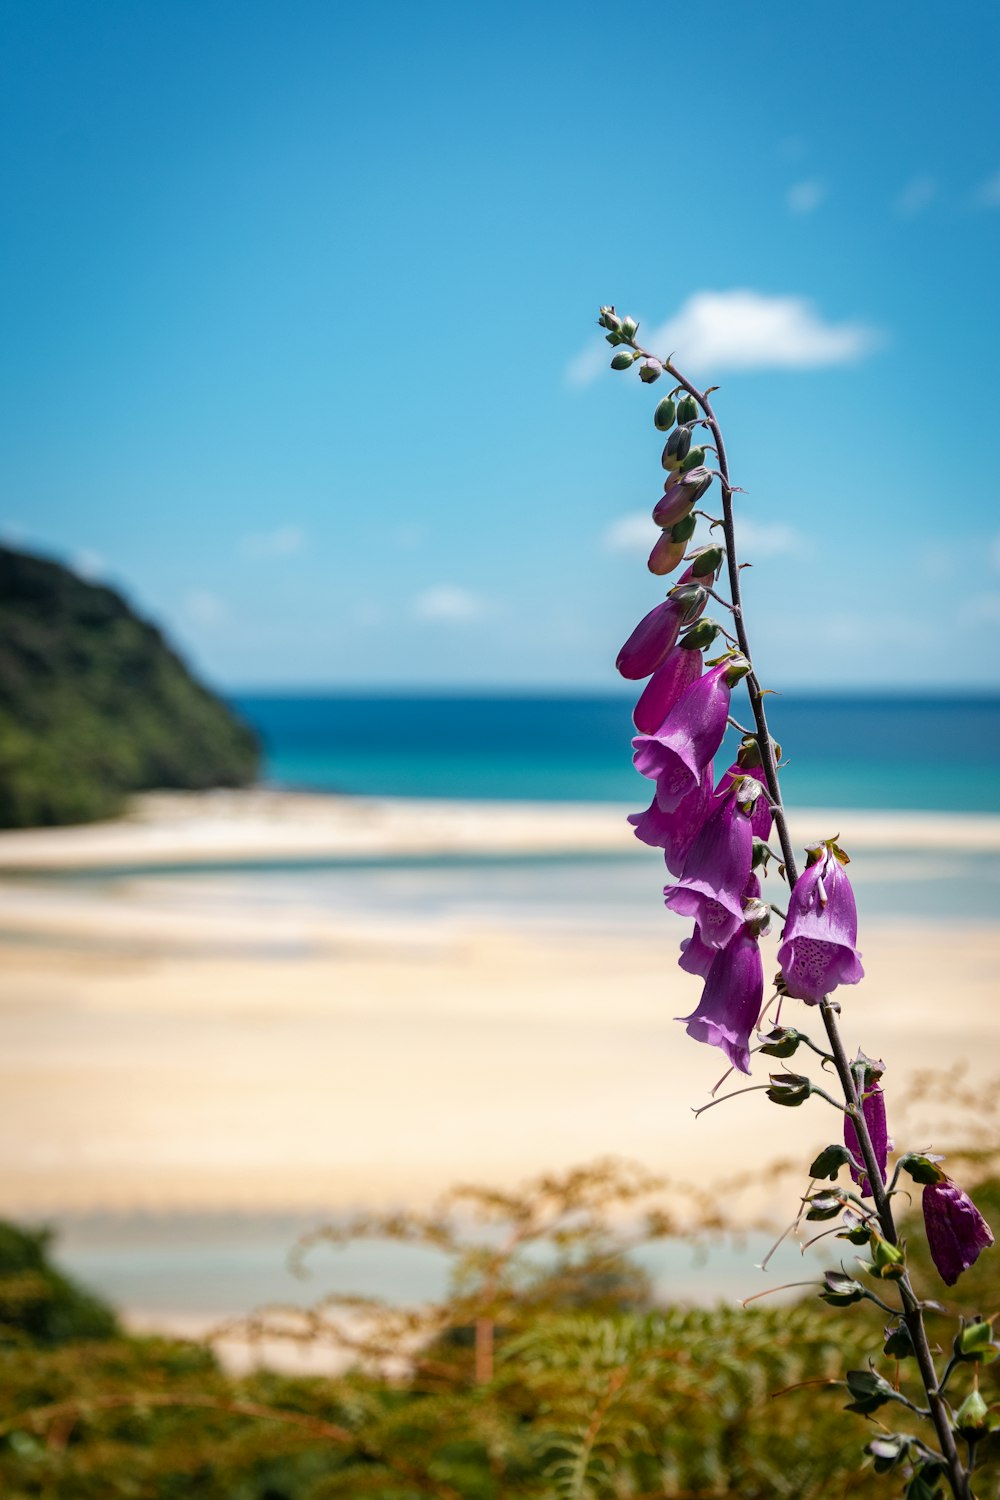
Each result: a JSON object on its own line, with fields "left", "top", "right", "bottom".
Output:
{"left": 922, "top": 1178, "right": 995, "bottom": 1286}
{"left": 717, "top": 762, "right": 772, "bottom": 841}
{"left": 675, "top": 924, "right": 764, "bottom": 1075}
{"left": 843, "top": 1071, "right": 890, "bottom": 1197}
{"left": 663, "top": 780, "right": 755, "bottom": 950}
{"left": 615, "top": 565, "right": 705, "bottom": 680}
{"left": 632, "top": 645, "right": 702, "bottom": 734}
{"left": 776, "top": 843, "right": 864, "bottom": 1005}
{"left": 679, "top": 873, "right": 760, "bottom": 979}
{"left": 628, "top": 761, "right": 714, "bottom": 877}
{"left": 632, "top": 661, "right": 739, "bottom": 813}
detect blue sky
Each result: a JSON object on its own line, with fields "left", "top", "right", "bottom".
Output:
{"left": 2, "top": 0, "right": 998, "bottom": 690}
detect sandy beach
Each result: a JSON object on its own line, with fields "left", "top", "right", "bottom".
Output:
{"left": 1, "top": 789, "right": 997, "bottom": 1226}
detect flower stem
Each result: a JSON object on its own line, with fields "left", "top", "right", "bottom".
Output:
{"left": 625, "top": 334, "right": 971, "bottom": 1500}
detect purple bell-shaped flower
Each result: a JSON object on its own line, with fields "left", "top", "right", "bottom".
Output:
{"left": 776, "top": 841, "right": 864, "bottom": 1004}
{"left": 922, "top": 1177, "right": 995, "bottom": 1286}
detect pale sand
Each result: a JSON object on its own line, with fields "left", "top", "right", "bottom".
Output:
{"left": 0, "top": 788, "right": 998, "bottom": 871}
{"left": 1, "top": 888, "right": 997, "bottom": 1219}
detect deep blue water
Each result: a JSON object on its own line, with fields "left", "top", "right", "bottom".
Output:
{"left": 231, "top": 693, "right": 1000, "bottom": 814}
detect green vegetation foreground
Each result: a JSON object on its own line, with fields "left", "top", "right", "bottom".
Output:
{"left": 1, "top": 1160, "right": 997, "bottom": 1499}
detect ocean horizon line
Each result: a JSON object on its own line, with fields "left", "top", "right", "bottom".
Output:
{"left": 225, "top": 685, "right": 1000, "bottom": 703}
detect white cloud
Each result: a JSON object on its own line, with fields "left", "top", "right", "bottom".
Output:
{"left": 787, "top": 179, "right": 826, "bottom": 215}
{"left": 412, "top": 585, "right": 487, "bottom": 623}
{"left": 975, "top": 171, "right": 1000, "bottom": 209}
{"left": 71, "top": 548, "right": 106, "bottom": 581}
{"left": 894, "top": 176, "right": 937, "bottom": 217}
{"left": 241, "top": 525, "right": 305, "bottom": 559}
{"left": 733, "top": 515, "right": 808, "bottom": 558}
{"left": 183, "top": 590, "right": 228, "bottom": 626}
{"left": 960, "top": 593, "right": 1000, "bottom": 627}
{"left": 567, "top": 290, "right": 883, "bottom": 386}
{"left": 602, "top": 513, "right": 655, "bottom": 554}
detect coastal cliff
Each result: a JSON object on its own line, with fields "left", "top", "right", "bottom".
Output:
{"left": 0, "top": 546, "right": 259, "bottom": 826}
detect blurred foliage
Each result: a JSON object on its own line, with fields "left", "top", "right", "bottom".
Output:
{"left": 0, "top": 545, "right": 259, "bottom": 826}
{"left": 1, "top": 1141, "right": 997, "bottom": 1499}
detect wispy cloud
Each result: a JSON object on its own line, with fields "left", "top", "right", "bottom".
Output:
{"left": 975, "top": 171, "right": 1000, "bottom": 209}
{"left": 568, "top": 290, "right": 883, "bottom": 387}
{"left": 732, "top": 515, "right": 808, "bottom": 558}
{"left": 786, "top": 179, "right": 826, "bottom": 215}
{"left": 240, "top": 524, "right": 305, "bottom": 559}
{"left": 894, "top": 176, "right": 937, "bottom": 217}
{"left": 183, "top": 590, "right": 228, "bottom": 626}
{"left": 412, "top": 585, "right": 487, "bottom": 623}
{"left": 71, "top": 548, "right": 107, "bottom": 581}
{"left": 602, "top": 513, "right": 654, "bottom": 554}
{"left": 960, "top": 593, "right": 1000, "bottom": 627}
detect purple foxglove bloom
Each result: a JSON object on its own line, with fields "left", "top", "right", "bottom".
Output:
{"left": 922, "top": 1178, "right": 994, "bottom": 1286}
{"left": 844, "top": 1079, "right": 889, "bottom": 1197}
{"left": 629, "top": 761, "right": 714, "bottom": 877}
{"left": 632, "top": 662, "right": 733, "bottom": 812}
{"left": 616, "top": 564, "right": 704, "bottom": 681}
{"left": 776, "top": 845, "right": 864, "bottom": 1004}
{"left": 663, "top": 781, "right": 754, "bottom": 949}
{"left": 717, "top": 763, "right": 772, "bottom": 841}
{"left": 679, "top": 872, "right": 760, "bottom": 978}
{"left": 632, "top": 644, "right": 702, "bottom": 734}
{"left": 675, "top": 924, "right": 763, "bottom": 1074}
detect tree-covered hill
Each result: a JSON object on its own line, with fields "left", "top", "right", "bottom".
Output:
{"left": 0, "top": 545, "right": 259, "bottom": 827}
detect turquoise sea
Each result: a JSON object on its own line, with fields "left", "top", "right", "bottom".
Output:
{"left": 232, "top": 693, "right": 1000, "bottom": 814}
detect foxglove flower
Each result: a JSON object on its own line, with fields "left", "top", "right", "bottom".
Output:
{"left": 776, "top": 841, "right": 864, "bottom": 1004}
{"left": 616, "top": 565, "right": 705, "bottom": 680}
{"left": 679, "top": 873, "right": 760, "bottom": 979}
{"left": 718, "top": 762, "right": 772, "bottom": 841}
{"left": 675, "top": 919, "right": 765, "bottom": 1074}
{"left": 651, "top": 466, "right": 713, "bottom": 528}
{"left": 922, "top": 1178, "right": 995, "bottom": 1286}
{"left": 663, "top": 780, "right": 755, "bottom": 949}
{"left": 843, "top": 1064, "right": 890, "bottom": 1197}
{"left": 632, "top": 658, "right": 747, "bottom": 812}
{"left": 628, "top": 762, "right": 713, "bottom": 877}
{"left": 632, "top": 644, "right": 702, "bottom": 734}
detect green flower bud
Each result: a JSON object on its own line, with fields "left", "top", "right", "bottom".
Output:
{"left": 653, "top": 396, "right": 676, "bottom": 432}
{"left": 679, "top": 445, "right": 707, "bottom": 473}
{"left": 598, "top": 306, "right": 621, "bottom": 332}
{"left": 661, "top": 426, "right": 692, "bottom": 471}
{"left": 741, "top": 897, "right": 771, "bottom": 939}
{"left": 955, "top": 1319, "right": 998, "bottom": 1361}
{"left": 721, "top": 653, "right": 751, "bottom": 686}
{"left": 955, "top": 1388, "right": 991, "bottom": 1439}
{"left": 610, "top": 351, "right": 635, "bottom": 371}
{"left": 670, "top": 512, "right": 698, "bottom": 544}
{"left": 639, "top": 358, "right": 662, "bottom": 383}
{"left": 667, "top": 581, "right": 708, "bottom": 621}
{"left": 676, "top": 393, "right": 699, "bottom": 424}
{"left": 870, "top": 1233, "right": 906, "bottom": 1279}
{"left": 883, "top": 1321, "right": 914, "bottom": 1359}
{"left": 620, "top": 315, "right": 639, "bottom": 340}
{"left": 678, "top": 617, "right": 720, "bottom": 651}
{"left": 757, "top": 1026, "right": 802, "bottom": 1058}
{"left": 766, "top": 1071, "right": 812, "bottom": 1106}
{"left": 685, "top": 543, "right": 724, "bottom": 578}
{"left": 820, "top": 1270, "right": 867, "bottom": 1307}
